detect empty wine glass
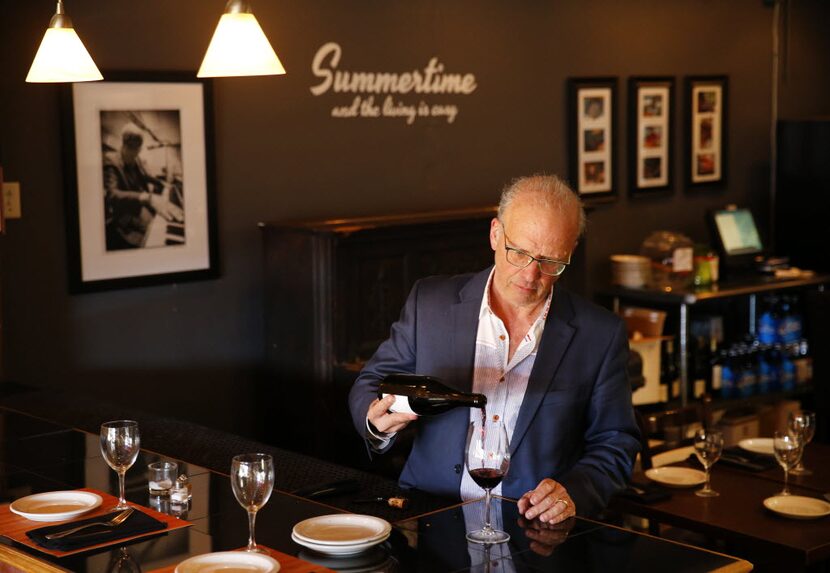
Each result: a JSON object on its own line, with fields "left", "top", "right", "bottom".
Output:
{"left": 466, "top": 418, "right": 511, "bottom": 544}
{"left": 773, "top": 431, "right": 802, "bottom": 496}
{"left": 693, "top": 428, "right": 723, "bottom": 497}
{"left": 100, "top": 420, "right": 141, "bottom": 510}
{"left": 231, "top": 453, "right": 274, "bottom": 553}
{"left": 788, "top": 411, "right": 816, "bottom": 476}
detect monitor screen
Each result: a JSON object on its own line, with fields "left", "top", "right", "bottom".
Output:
{"left": 713, "top": 208, "right": 763, "bottom": 255}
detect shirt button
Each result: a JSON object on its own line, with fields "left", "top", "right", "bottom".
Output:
{"left": 493, "top": 415, "right": 500, "bottom": 421}
{"left": 454, "top": 464, "right": 462, "bottom": 474}
{"left": 499, "top": 334, "right": 506, "bottom": 341}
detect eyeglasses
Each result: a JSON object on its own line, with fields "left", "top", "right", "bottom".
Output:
{"left": 501, "top": 225, "right": 570, "bottom": 277}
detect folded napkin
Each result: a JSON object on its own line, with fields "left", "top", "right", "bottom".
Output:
{"left": 26, "top": 508, "right": 167, "bottom": 551}
{"left": 718, "top": 447, "right": 777, "bottom": 472}
{"left": 615, "top": 481, "right": 671, "bottom": 504}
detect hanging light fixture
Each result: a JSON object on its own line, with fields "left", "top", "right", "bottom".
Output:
{"left": 198, "top": 0, "right": 286, "bottom": 78}
{"left": 26, "top": 0, "right": 103, "bottom": 83}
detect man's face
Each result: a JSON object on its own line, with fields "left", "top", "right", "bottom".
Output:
{"left": 488, "top": 196, "right": 578, "bottom": 311}
{"left": 121, "top": 136, "right": 143, "bottom": 163}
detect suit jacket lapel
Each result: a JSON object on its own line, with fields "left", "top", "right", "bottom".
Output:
{"left": 450, "top": 268, "right": 491, "bottom": 393}
{"left": 510, "top": 287, "right": 576, "bottom": 454}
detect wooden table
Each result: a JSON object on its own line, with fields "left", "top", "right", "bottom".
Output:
{"left": 612, "top": 462, "right": 830, "bottom": 571}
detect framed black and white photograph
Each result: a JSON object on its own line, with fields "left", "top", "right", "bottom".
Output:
{"left": 567, "top": 77, "right": 617, "bottom": 202}
{"left": 628, "top": 76, "right": 674, "bottom": 194}
{"left": 61, "top": 72, "right": 218, "bottom": 293}
{"left": 685, "top": 75, "right": 728, "bottom": 188}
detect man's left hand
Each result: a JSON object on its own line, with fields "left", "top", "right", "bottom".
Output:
{"left": 517, "top": 478, "right": 575, "bottom": 524}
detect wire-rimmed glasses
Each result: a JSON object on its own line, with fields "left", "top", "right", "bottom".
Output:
{"left": 100, "top": 420, "right": 141, "bottom": 510}
{"left": 788, "top": 411, "right": 816, "bottom": 476}
{"left": 501, "top": 224, "right": 570, "bottom": 277}
{"left": 693, "top": 429, "right": 723, "bottom": 497}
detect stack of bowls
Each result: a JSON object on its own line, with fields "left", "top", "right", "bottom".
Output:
{"left": 611, "top": 255, "right": 651, "bottom": 288}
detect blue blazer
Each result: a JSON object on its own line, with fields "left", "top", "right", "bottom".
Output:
{"left": 348, "top": 268, "right": 640, "bottom": 517}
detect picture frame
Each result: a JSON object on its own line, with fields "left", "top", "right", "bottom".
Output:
{"left": 61, "top": 71, "right": 219, "bottom": 293}
{"left": 685, "top": 75, "right": 728, "bottom": 188}
{"left": 628, "top": 76, "right": 674, "bottom": 195}
{"left": 567, "top": 77, "right": 617, "bottom": 202}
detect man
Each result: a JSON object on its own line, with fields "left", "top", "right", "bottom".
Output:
{"left": 348, "top": 174, "right": 640, "bottom": 523}
{"left": 103, "top": 122, "right": 183, "bottom": 250}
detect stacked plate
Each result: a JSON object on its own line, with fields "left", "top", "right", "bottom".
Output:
{"left": 291, "top": 514, "right": 391, "bottom": 556}
{"left": 611, "top": 255, "right": 651, "bottom": 288}
{"left": 10, "top": 490, "right": 102, "bottom": 522}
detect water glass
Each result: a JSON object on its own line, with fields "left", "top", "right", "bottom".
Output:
{"left": 773, "top": 431, "right": 802, "bottom": 496}
{"left": 788, "top": 411, "right": 816, "bottom": 476}
{"left": 693, "top": 429, "right": 723, "bottom": 497}
{"left": 148, "top": 461, "right": 178, "bottom": 496}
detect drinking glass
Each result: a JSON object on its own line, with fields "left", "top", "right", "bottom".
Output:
{"left": 773, "top": 431, "right": 802, "bottom": 496}
{"left": 100, "top": 420, "right": 141, "bottom": 510}
{"left": 693, "top": 429, "right": 723, "bottom": 497}
{"left": 465, "top": 418, "right": 511, "bottom": 544}
{"left": 231, "top": 453, "right": 274, "bottom": 553}
{"left": 788, "top": 410, "right": 816, "bottom": 476}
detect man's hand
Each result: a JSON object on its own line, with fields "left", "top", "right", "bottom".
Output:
{"left": 149, "top": 193, "right": 184, "bottom": 222}
{"left": 367, "top": 395, "right": 417, "bottom": 434}
{"left": 517, "top": 514, "right": 575, "bottom": 556}
{"left": 517, "top": 478, "right": 575, "bottom": 524}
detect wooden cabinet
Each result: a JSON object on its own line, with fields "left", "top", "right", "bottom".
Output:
{"left": 260, "top": 207, "right": 497, "bottom": 465}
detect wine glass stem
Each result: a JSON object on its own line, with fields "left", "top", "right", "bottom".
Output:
{"left": 483, "top": 488, "right": 492, "bottom": 531}
{"left": 247, "top": 509, "right": 257, "bottom": 550}
{"left": 783, "top": 468, "right": 789, "bottom": 495}
{"left": 117, "top": 470, "right": 127, "bottom": 509}
{"left": 704, "top": 466, "right": 710, "bottom": 491}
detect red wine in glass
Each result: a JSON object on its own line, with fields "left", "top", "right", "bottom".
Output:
{"left": 469, "top": 468, "right": 505, "bottom": 490}
{"left": 465, "top": 418, "right": 511, "bottom": 544}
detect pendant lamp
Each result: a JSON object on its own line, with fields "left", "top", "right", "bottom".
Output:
{"left": 26, "top": 0, "right": 103, "bottom": 83}
{"left": 198, "top": 0, "right": 286, "bottom": 78}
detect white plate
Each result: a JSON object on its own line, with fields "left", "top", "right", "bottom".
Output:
{"left": 645, "top": 467, "right": 706, "bottom": 488}
{"left": 9, "top": 491, "right": 103, "bottom": 522}
{"left": 763, "top": 495, "right": 830, "bottom": 520}
{"left": 292, "top": 514, "right": 391, "bottom": 545}
{"left": 291, "top": 531, "right": 390, "bottom": 556}
{"left": 738, "top": 438, "right": 775, "bottom": 456}
{"left": 175, "top": 551, "right": 280, "bottom": 573}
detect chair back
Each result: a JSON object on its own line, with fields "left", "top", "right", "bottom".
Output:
{"left": 636, "top": 395, "right": 712, "bottom": 471}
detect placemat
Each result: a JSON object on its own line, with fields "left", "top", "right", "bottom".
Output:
{"left": 148, "top": 546, "right": 335, "bottom": 573}
{"left": 0, "top": 488, "right": 191, "bottom": 558}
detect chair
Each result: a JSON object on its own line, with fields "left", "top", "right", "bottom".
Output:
{"left": 636, "top": 395, "right": 712, "bottom": 471}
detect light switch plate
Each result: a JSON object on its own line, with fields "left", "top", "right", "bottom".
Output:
{"left": 2, "top": 181, "right": 21, "bottom": 219}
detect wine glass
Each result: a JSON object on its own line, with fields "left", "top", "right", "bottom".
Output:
{"left": 231, "top": 453, "right": 274, "bottom": 553}
{"left": 100, "top": 420, "right": 141, "bottom": 510}
{"left": 693, "top": 428, "right": 723, "bottom": 497}
{"left": 788, "top": 411, "right": 816, "bottom": 476}
{"left": 465, "top": 418, "right": 511, "bottom": 544}
{"left": 773, "top": 431, "right": 802, "bottom": 496}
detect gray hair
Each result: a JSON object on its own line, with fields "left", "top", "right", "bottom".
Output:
{"left": 497, "top": 174, "right": 587, "bottom": 238}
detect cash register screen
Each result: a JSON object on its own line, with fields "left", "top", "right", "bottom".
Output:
{"left": 713, "top": 208, "right": 763, "bottom": 255}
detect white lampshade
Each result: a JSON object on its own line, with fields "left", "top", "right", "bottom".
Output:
{"left": 26, "top": 3, "right": 102, "bottom": 83}
{"left": 198, "top": 2, "right": 286, "bottom": 78}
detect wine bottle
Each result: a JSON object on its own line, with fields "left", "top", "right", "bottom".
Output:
{"left": 378, "top": 373, "right": 487, "bottom": 416}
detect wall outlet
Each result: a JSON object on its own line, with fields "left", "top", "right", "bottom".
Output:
{"left": 2, "top": 182, "right": 21, "bottom": 219}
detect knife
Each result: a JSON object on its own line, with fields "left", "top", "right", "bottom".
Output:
{"left": 290, "top": 479, "right": 360, "bottom": 499}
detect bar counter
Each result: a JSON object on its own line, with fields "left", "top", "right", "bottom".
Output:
{"left": 0, "top": 385, "right": 752, "bottom": 572}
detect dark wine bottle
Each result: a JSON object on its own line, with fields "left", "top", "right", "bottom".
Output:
{"left": 378, "top": 373, "right": 487, "bottom": 416}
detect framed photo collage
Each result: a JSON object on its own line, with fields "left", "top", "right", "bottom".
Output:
{"left": 567, "top": 75, "right": 728, "bottom": 202}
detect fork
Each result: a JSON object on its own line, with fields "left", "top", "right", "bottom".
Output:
{"left": 45, "top": 507, "right": 134, "bottom": 540}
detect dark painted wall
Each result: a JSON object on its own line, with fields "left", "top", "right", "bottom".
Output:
{"left": 1, "top": 0, "right": 828, "bottom": 439}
